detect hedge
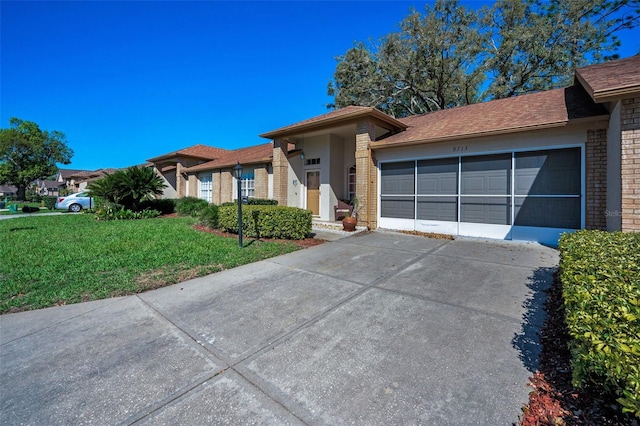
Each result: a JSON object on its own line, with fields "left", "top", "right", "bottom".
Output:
{"left": 175, "top": 197, "right": 208, "bottom": 217}
{"left": 559, "top": 230, "right": 640, "bottom": 417}
{"left": 218, "top": 205, "right": 311, "bottom": 240}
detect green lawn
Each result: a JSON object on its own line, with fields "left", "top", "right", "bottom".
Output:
{"left": 0, "top": 214, "right": 301, "bottom": 314}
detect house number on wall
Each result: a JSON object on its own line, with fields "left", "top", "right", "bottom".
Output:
{"left": 452, "top": 146, "right": 468, "bottom": 152}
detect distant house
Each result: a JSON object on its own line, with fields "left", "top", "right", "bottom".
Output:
{"left": 34, "top": 179, "right": 63, "bottom": 196}
{"left": 146, "top": 55, "right": 640, "bottom": 245}
{"left": 0, "top": 185, "right": 17, "bottom": 197}
{"left": 63, "top": 168, "right": 120, "bottom": 192}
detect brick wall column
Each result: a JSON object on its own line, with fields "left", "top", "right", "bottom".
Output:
{"left": 188, "top": 174, "right": 197, "bottom": 197}
{"left": 272, "top": 139, "right": 289, "bottom": 206}
{"left": 254, "top": 164, "right": 269, "bottom": 199}
{"left": 220, "top": 169, "right": 233, "bottom": 204}
{"left": 212, "top": 170, "right": 221, "bottom": 205}
{"left": 356, "top": 120, "right": 377, "bottom": 229}
{"left": 585, "top": 129, "right": 607, "bottom": 230}
{"left": 621, "top": 96, "right": 640, "bottom": 231}
{"left": 175, "top": 162, "right": 185, "bottom": 198}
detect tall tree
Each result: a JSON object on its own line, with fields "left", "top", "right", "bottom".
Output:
{"left": 0, "top": 118, "right": 73, "bottom": 200}
{"left": 329, "top": 0, "right": 484, "bottom": 117}
{"left": 328, "top": 0, "right": 639, "bottom": 115}
{"left": 483, "top": 0, "right": 640, "bottom": 99}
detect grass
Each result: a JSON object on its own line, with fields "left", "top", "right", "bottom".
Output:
{"left": 0, "top": 202, "right": 59, "bottom": 215}
{"left": 0, "top": 214, "right": 301, "bottom": 314}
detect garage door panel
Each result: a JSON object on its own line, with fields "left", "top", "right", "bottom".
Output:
{"left": 461, "top": 154, "right": 511, "bottom": 195}
{"left": 381, "top": 162, "right": 414, "bottom": 195}
{"left": 417, "top": 197, "right": 457, "bottom": 221}
{"left": 417, "top": 159, "right": 458, "bottom": 195}
{"left": 515, "top": 148, "right": 581, "bottom": 195}
{"left": 460, "top": 197, "right": 511, "bottom": 225}
{"left": 381, "top": 196, "right": 414, "bottom": 219}
{"left": 514, "top": 197, "right": 580, "bottom": 229}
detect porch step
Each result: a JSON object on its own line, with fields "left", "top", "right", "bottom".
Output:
{"left": 312, "top": 219, "right": 367, "bottom": 234}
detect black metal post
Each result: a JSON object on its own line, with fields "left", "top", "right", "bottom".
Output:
{"left": 237, "top": 179, "right": 243, "bottom": 248}
{"left": 234, "top": 162, "right": 243, "bottom": 248}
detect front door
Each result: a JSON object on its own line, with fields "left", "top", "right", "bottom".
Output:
{"left": 306, "top": 171, "right": 320, "bottom": 216}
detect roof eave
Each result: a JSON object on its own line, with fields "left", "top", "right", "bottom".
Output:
{"left": 370, "top": 117, "right": 608, "bottom": 150}
{"left": 259, "top": 108, "right": 407, "bottom": 140}
{"left": 185, "top": 157, "right": 272, "bottom": 173}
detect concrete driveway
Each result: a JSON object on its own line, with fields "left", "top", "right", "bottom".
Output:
{"left": 0, "top": 231, "right": 558, "bottom": 425}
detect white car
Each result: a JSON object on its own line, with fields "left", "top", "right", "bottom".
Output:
{"left": 55, "top": 192, "right": 94, "bottom": 212}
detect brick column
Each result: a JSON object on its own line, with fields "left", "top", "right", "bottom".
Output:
{"left": 175, "top": 162, "right": 185, "bottom": 198}
{"left": 585, "top": 129, "right": 607, "bottom": 230}
{"left": 188, "top": 174, "right": 197, "bottom": 197}
{"left": 254, "top": 164, "right": 269, "bottom": 199}
{"left": 212, "top": 170, "right": 221, "bottom": 205}
{"left": 272, "top": 139, "right": 289, "bottom": 206}
{"left": 621, "top": 97, "right": 640, "bottom": 231}
{"left": 356, "top": 120, "right": 376, "bottom": 229}
{"left": 220, "top": 169, "right": 233, "bottom": 204}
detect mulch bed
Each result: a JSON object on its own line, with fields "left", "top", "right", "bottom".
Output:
{"left": 520, "top": 272, "right": 636, "bottom": 426}
{"left": 192, "top": 224, "right": 325, "bottom": 248}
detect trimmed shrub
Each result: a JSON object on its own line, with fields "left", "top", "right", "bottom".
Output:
{"left": 218, "top": 205, "right": 311, "bottom": 240}
{"left": 42, "top": 196, "right": 57, "bottom": 210}
{"left": 221, "top": 202, "right": 235, "bottom": 207}
{"left": 247, "top": 198, "right": 278, "bottom": 206}
{"left": 198, "top": 204, "right": 219, "bottom": 228}
{"left": 95, "top": 205, "right": 160, "bottom": 220}
{"left": 559, "top": 230, "right": 640, "bottom": 417}
{"left": 139, "top": 198, "right": 176, "bottom": 215}
{"left": 175, "top": 197, "right": 208, "bottom": 217}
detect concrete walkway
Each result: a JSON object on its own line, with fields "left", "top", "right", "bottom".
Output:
{"left": 0, "top": 231, "right": 558, "bottom": 425}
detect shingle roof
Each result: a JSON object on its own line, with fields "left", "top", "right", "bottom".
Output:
{"left": 259, "top": 106, "right": 407, "bottom": 140}
{"left": 146, "top": 144, "right": 230, "bottom": 162}
{"left": 185, "top": 143, "right": 274, "bottom": 172}
{"left": 372, "top": 86, "right": 608, "bottom": 148}
{"left": 58, "top": 169, "right": 90, "bottom": 178}
{"left": 575, "top": 55, "right": 640, "bottom": 102}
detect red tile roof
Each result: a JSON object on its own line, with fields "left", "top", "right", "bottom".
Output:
{"left": 185, "top": 143, "right": 274, "bottom": 172}
{"left": 372, "top": 86, "right": 608, "bottom": 148}
{"left": 260, "top": 106, "right": 407, "bottom": 139}
{"left": 575, "top": 55, "right": 640, "bottom": 102}
{"left": 146, "top": 144, "right": 230, "bottom": 162}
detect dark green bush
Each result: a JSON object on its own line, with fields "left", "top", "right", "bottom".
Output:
{"left": 175, "top": 197, "right": 209, "bottom": 217}
{"left": 139, "top": 198, "right": 176, "bottom": 215}
{"left": 42, "top": 196, "right": 57, "bottom": 210}
{"left": 198, "top": 204, "right": 219, "bottom": 228}
{"left": 247, "top": 198, "right": 278, "bottom": 206}
{"left": 559, "top": 230, "right": 640, "bottom": 417}
{"left": 221, "top": 201, "right": 235, "bottom": 207}
{"left": 95, "top": 205, "right": 160, "bottom": 221}
{"left": 218, "top": 205, "right": 311, "bottom": 240}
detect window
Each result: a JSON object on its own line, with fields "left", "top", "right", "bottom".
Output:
{"left": 199, "top": 175, "right": 212, "bottom": 202}
{"left": 305, "top": 158, "right": 321, "bottom": 166}
{"left": 241, "top": 172, "right": 254, "bottom": 198}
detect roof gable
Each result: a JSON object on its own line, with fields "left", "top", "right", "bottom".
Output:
{"left": 146, "top": 144, "right": 230, "bottom": 162}
{"left": 575, "top": 55, "right": 640, "bottom": 103}
{"left": 260, "top": 106, "right": 407, "bottom": 140}
{"left": 185, "top": 143, "right": 274, "bottom": 172}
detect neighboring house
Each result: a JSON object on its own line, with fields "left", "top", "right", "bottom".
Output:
{"left": 148, "top": 55, "right": 640, "bottom": 245}
{"left": 0, "top": 185, "right": 17, "bottom": 197}
{"left": 56, "top": 168, "right": 92, "bottom": 192}
{"left": 34, "top": 179, "right": 63, "bottom": 196}
{"left": 65, "top": 168, "right": 120, "bottom": 192}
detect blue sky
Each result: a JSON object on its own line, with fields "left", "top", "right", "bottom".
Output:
{"left": 1, "top": 1, "right": 638, "bottom": 171}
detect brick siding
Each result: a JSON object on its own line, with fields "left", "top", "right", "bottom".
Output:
{"left": 356, "top": 120, "right": 375, "bottom": 228}
{"left": 254, "top": 164, "right": 269, "bottom": 199}
{"left": 272, "top": 139, "right": 289, "bottom": 206}
{"left": 585, "top": 129, "right": 607, "bottom": 230}
{"left": 220, "top": 169, "right": 233, "bottom": 204}
{"left": 621, "top": 97, "right": 640, "bottom": 231}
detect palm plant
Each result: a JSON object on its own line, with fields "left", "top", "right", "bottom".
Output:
{"left": 88, "top": 167, "right": 165, "bottom": 211}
